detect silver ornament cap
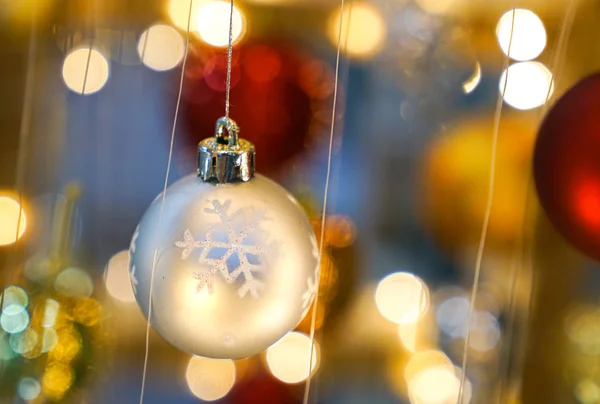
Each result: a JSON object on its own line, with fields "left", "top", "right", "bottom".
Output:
{"left": 198, "top": 117, "right": 256, "bottom": 183}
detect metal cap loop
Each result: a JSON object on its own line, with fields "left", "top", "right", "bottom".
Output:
{"left": 197, "top": 117, "right": 255, "bottom": 183}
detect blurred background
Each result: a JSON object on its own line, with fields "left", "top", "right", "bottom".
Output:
{"left": 2, "top": 0, "right": 600, "bottom": 403}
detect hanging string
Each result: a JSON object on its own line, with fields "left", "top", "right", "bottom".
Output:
{"left": 138, "top": 1, "right": 194, "bottom": 403}
{"left": 457, "top": 6, "right": 516, "bottom": 403}
{"left": 302, "top": 0, "right": 345, "bottom": 403}
{"left": 496, "top": 2, "right": 580, "bottom": 403}
{"left": 225, "top": 0, "right": 234, "bottom": 119}
{"left": 4, "top": 0, "right": 39, "bottom": 297}
{"left": 81, "top": 42, "right": 94, "bottom": 95}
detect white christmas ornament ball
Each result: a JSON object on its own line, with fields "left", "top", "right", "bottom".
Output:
{"left": 129, "top": 173, "right": 319, "bottom": 359}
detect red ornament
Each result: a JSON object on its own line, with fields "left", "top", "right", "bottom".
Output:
{"left": 534, "top": 73, "right": 600, "bottom": 261}
{"left": 179, "top": 42, "right": 335, "bottom": 176}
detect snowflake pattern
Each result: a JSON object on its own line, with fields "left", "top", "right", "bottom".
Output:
{"left": 129, "top": 226, "right": 140, "bottom": 294}
{"left": 175, "top": 200, "right": 275, "bottom": 299}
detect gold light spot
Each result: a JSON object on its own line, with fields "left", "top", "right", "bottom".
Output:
{"left": 42, "top": 363, "right": 74, "bottom": 401}
{"left": 0, "top": 196, "right": 27, "bottom": 246}
{"left": 265, "top": 331, "right": 319, "bottom": 384}
{"left": 496, "top": 9, "right": 546, "bottom": 62}
{"left": 105, "top": 250, "right": 136, "bottom": 303}
{"left": 327, "top": 3, "right": 386, "bottom": 60}
{"left": 71, "top": 298, "right": 102, "bottom": 327}
{"left": 47, "top": 327, "right": 81, "bottom": 363}
{"left": 138, "top": 24, "right": 185, "bottom": 71}
{"left": 500, "top": 61, "right": 553, "bottom": 110}
{"left": 167, "top": 0, "right": 206, "bottom": 31}
{"left": 62, "top": 47, "right": 109, "bottom": 95}
{"left": 462, "top": 62, "right": 481, "bottom": 94}
{"left": 375, "top": 272, "right": 429, "bottom": 325}
{"left": 186, "top": 356, "right": 236, "bottom": 401}
{"left": 196, "top": 1, "right": 244, "bottom": 48}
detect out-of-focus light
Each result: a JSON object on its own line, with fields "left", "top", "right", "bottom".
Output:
{"left": 42, "top": 299, "right": 59, "bottom": 328}
{"left": 105, "top": 251, "right": 136, "bottom": 303}
{"left": 375, "top": 272, "right": 429, "bottom": 325}
{"left": 462, "top": 62, "right": 481, "bottom": 94}
{"left": 9, "top": 328, "right": 38, "bottom": 355}
{"left": 186, "top": 356, "right": 236, "bottom": 401}
{"left": 469, "top": 311, "right": 501, "bottom": 352}
{"left": 62, "top": 47, "right": 109, "bottom": 95}
{"left": 197, "top": 1, "right": 244, "bottom": 47}
{"left": 168, "top": 0, "right": 205, "bottom": 31}
{"left": 54, "top": 268, "right": 93, "bottom": 298}
{"left": 1, "top": 286, "right": 28, "bottom": 314}
{"left": 499, "top": 61, "right": 553, "bottom": 110}
{"left": 18, "top": 377, "right": 41, "bottom": 401}
{"left": 138, "top": 24, "right": 185, "bottom": 71}
{"left": 327, "top": 3, "right": 386, "bottom": 60}
{"left": 409, "top": 366, "right": 472, "bottom": 404}
{"left": 42, "top": 363, "right": 74, "bottom": 401}
{"left": 575, "top": 379, "right": 600, "bottom": 404}
{"left": 496, "top": 9, "right": 546, "bottom": 62}
{"left": 404, "top": 350, "right": 453, "bottom": 385}
{"left": 0, "top": 310, "right": 29, "bottom": 334}
{"left": 266, "top": 331, "right": 319, "bottom": 384}
{"left": 0, "top": 196, "right": 27, "bottom": 246}
{"left": 0, "top": 334, "right": 15, "bottom": 360}
{"left": 436, "top": 295, "right": 470, "bottom": 338}
{"left": 71, "top": 298, "right": 102, "bottom": 327}
{"left": 565, "top": 306, "right": 600, "bottom": 354}
{"left": 48, "top": 327, "right": 81, "bottom": 363}
{"left": 41, "top": 328, "right": 58, "bottom": 353}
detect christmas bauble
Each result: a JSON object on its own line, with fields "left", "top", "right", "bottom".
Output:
{"left": 129, "top": 173, "right": 319, "bottom": 358}
{"left": 534, "top": 73, "right": 600, "bottom": 262}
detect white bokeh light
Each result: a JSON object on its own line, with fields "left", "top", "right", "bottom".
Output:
{"left": 197, "top": 1, "right": 244, "bottom": 47}
{"left": 105, "top": 250, "right": 136, "bottom": 303}
{"left": 265, "top": 331, "right": 319, "bottom": 384}
{"left": 496, "top": 8, "right": 546, "bottom": 61}
{"left": 138, "top": 24, "right": 185, "bottom": 71}
{"left": 62, "top": 47, "right": 110, "bottom": 95}
{"left": 499, "top": 61, "right": 553, "bottom": 110}
{"left": 375, "top": 272, "right": 429, "bottom": 325}
{"left": 186, "top": 356, "right": 236, "bottom": 401}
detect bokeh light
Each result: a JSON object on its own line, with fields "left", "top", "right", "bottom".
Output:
{"left": 468, "top": 311, "right": 501, "bottom": 352}
{"left": 499, "top": 61, "right": 553, "bottom": 110}
{"left": 496, "top": 8, "right": 546, "bottom": 61}
{"left": 375, "top": 272, "right": 429, "bottom": 325}
{"left": 404, "top": 350, "right": 453, "bottom": 385}
{"left": 105, "top": 250, "right": 136, "bottom": 303}
{"left": 41, "top": 328, "right": 58, "bottom": 353}
{"left": 196, "top": 1, "right": 244, "bottom": 47}
{"left": 138, "top": 24, "right": 185, "bottom": 71}
{"left": 576, "top": 379, "right": 600, "bottom": 404}
{"left": 409, "top": 366, "right": 472, "bottom": 404}
{"left": 62, "top": 47, "right": 110, "bottom": 95}
{"left": 415, "top": 0, "right": 461, "bottom": 15}
{"left": 54, "top": 267, "right": 94, "bottom": 298}
{"left": 266, "top": 331, "right": 319, "bottom": 384}
{"left": 1, "top": 286, "right": 28, "bottom": 314}
{"left": 42, "top": 299, "right": 59, "bottom": 328}
{"left": 0, "top": 310, "right": 29, "bottom": 334}
{"left": 9, "top": 328, "right": 38, "bottom": 355}
{"left": 398, "top": 322, "right": 419, "bottom": 352}
{"left": 42, "top": 363, "right": 74, "bottom": 401}
{"left": 18, "top": 377, "right": 41, "bottom": 401}
{"left": 186, "top": 356, "right": 236, "bottom": 401}
{"left": 462, "top": 62, "right": 481, "bottom": 94}
{"left": 327, "top": 3, "right": 386, "bottom": 60}
{"left": 0, "top": 196, "right": 27, "bottom": 246}
{"left": 436, "top": 295, "right": 470, "bottom": 338}
{"left": 168, "top": 0, "right": 205, "bottom": 31}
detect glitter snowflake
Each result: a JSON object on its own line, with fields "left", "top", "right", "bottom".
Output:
{"left": 129, "top": 226, "right": 140, "bottom": 294}
{"left": 175, "top": 200, "right": 275, "bottom": 299}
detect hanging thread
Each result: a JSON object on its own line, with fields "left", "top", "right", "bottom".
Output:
{"left": 225, "top": 0, "right": 235, "bottom": 119}
{"left": 302, "top": 0, "right": 345, "bottom": 403}
{"left": 138, "top": 1, "right": 194, "bottom": 403}
{"left": 496, "top": 2, "right": 580, "bottom": 402}
{"left": 457, "top": 5, "right": 516, "bottom": 403}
